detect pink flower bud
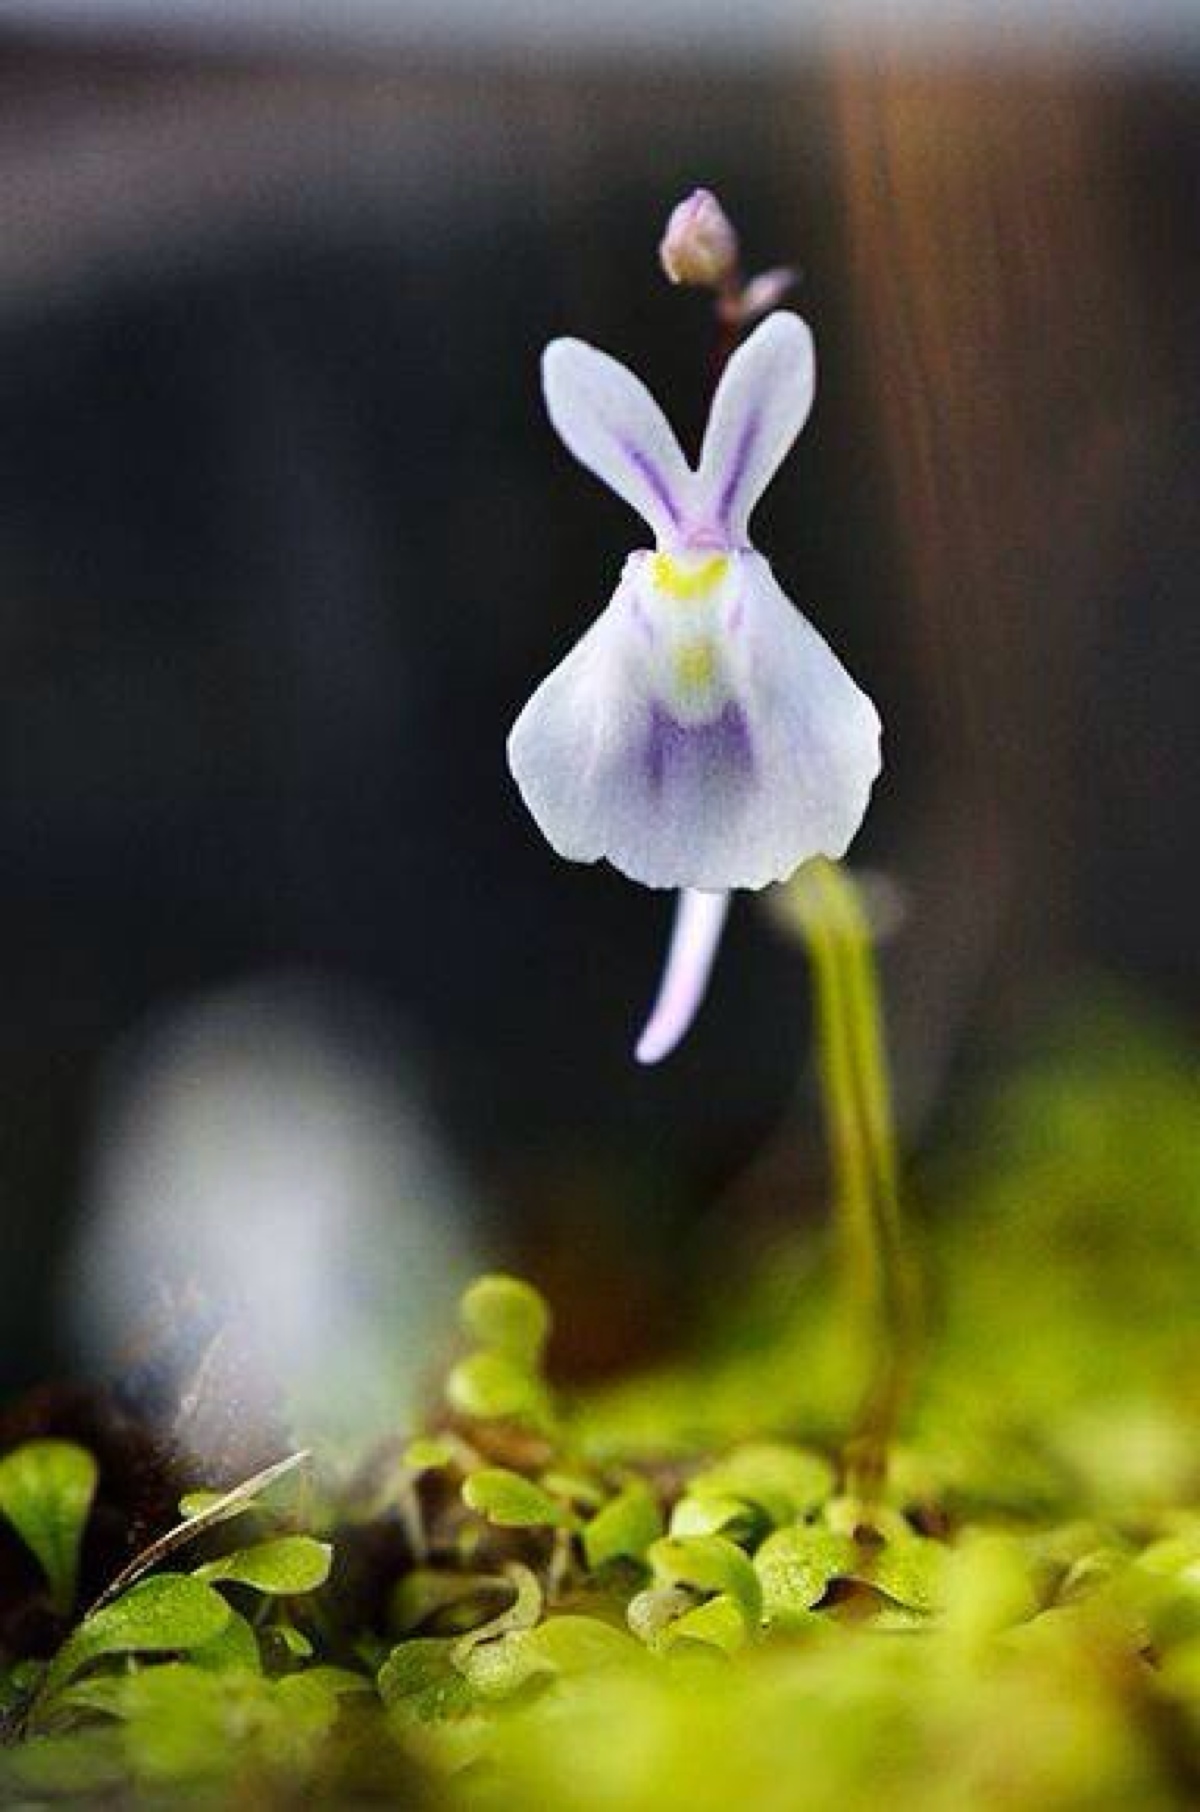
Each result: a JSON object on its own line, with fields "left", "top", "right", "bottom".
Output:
{"left": 658, "top": 189, "right": 739, "bottom": 289}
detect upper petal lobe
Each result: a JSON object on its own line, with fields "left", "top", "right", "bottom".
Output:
{"left": 697, "top": 311, "right": 815, "bottom": 545}
{"left": 542, "top": 338, "right": 693, "bottom": 539}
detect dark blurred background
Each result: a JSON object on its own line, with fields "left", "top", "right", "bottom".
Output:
{"left": 0, "top": 2, "right": 1195, "bottom": 1406}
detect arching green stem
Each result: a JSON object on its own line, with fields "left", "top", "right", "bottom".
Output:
{"left": 786, "top": 858, "right": 919, "bottom": 1499}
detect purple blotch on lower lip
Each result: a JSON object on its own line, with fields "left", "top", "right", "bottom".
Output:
{"left": 644, "top": 702, "right": 755, "bottom": 793}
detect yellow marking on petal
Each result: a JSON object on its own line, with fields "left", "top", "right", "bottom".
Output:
{"left": 675, "top": 639, "right": 717, "bottom": 696}
{"left": 651, "top": 552, "right": 729, "bottom": 600}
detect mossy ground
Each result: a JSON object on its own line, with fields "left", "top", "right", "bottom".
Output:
{"left": 0, "top": 997, "right": 1198, "bottom": 1809}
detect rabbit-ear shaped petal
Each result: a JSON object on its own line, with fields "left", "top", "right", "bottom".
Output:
{"left": 698, "top": 311, "right": 815, "bottom": 544}
{"left": 542, "top": 337, "right": 693, "bottom": 539}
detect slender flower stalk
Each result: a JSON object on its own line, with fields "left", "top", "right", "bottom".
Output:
{"left": 782, "top": 859, "right": 919, "bottom": 1498}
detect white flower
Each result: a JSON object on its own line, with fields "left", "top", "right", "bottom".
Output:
{"left": 508, "top": 310, "right": 881, "bottom": 896}
{"left": 507, "top": 309, "right": 881, "bottom": 1062}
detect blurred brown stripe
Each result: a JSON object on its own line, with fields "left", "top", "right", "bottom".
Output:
{"left": 831, "top": 58, "right": 1155, "bottom": 1074}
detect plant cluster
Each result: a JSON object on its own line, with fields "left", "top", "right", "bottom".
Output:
{"left": 0, "top": 1012, "right": 1197, "bottom": 1809}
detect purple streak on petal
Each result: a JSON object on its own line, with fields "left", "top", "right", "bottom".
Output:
{"left": 621, "top": 439, "right": 683, "bottom": 528}
{"left": 636, "top": 888, "right": 732, "bottom": 1065}
{"left": 643, "top": 705, "right": 678, "bottom": 792}
{"left": 643, "top": 702, "right": 755, "bottom": 794}
{"left": 631, "top": 592, "right": 655, "bottom": 642}
{"left": 716, "top": 409, "right": 760, "bottom": 528}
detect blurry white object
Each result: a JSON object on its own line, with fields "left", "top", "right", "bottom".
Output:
{"left": 66, "top": 973, "right": 483, "bottom": 1457}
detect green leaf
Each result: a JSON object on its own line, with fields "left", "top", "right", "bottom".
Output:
{"left": 627, "top": 1586, "right": 694, "bottom": 1648}
{"left": 391, "top": 1568, "right": 512, "bottom": 1635}
{"left": 403, "top": 1437, "right": 458, "bottom": 1473}
{"left": 270, "top": 1669, "right": 352, "bottom": 1736}
{"left": 461, "top": 1616, "right": 640, "bottom": 1700}
{"left": 113, "top": 1667, "right": 229, "bottom": 1783}
{"left": 1138, "top": 1534, "right": 1200, "bottom": 1581}
{"left": 444, "top": 1631, "right": 542, "bottom": 1701}
{"left": 195, "top": 1536, "right": 332, "bottom": 1596}
{"left": 669, "top": 1493, "right": 754, "bottom": 1541}
{"left": 0, "top": 1440, "right": 97, "bottom": 1616}
{"left": 37, "top": 1574, "right": 231, "bottom": 1715}
{"left": 660, "top": 1592, "right": 747, "bottom": 1655}
{"left": 269, "top": 1623, "right": 315, "bottom": 1662}
{"left": 460, "top": 1274, "right": 550, "bottom": 1364}
{"left": 452, "top": 1564, "right": 543, "bottom": 1658}
{"left": 867, "top": 1535, "right": 948, "bottom": 1613}
{"left": 942, "top": 1534, "right": 1041, "bottom": 1650}
{"left": 461, "top": 1469, "right": 573, "bottom": 1529}
{"left": 178, "top": 1491, "right": 226, "bottom": 1520}
{"left": 686, "top": 1444, "right": 834, "bottom": 1527}
{"left": 378, "top": 1638, "right": 475, "bottom": 1721}
{"left": 93, "top": 1451, "right": 311, "bottom": 1614}
{"left": 542, "top": 1470, "right": 607, "bottom": 1511}
{"left": 756, "top": 1526, "right": 857, "bottom": 1626}
{"left": 648, "top": 1536, "right": 762, "bottom": 1631}
{"left": 522, "top": 1615, "right": 642, "bottom": 1678}
{"left": 447, "top": 1352, "right": 551, "bottom": 1427}
{"left": 189, "top": 1610, "right": 263, "bottom": 1674}
{"left": 68, "top": 1573, "right": 231, "bottom": 1663}
{"left": 754, "top": 1518, "right": 948, "bottom": 1626}
{"left": 583, "top": 1481, "right": 662, "bottom": 1569}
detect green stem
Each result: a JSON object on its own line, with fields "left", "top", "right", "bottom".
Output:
{"left": 790, "top": 858, "right": 919, "bottom": 1500}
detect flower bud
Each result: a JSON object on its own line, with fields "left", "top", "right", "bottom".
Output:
{"left": 658, "top": 189, "right": 739, "bottom": 289}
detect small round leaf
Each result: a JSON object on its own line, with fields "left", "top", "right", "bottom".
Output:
{"left": 0, "top": 1440, "right": 98, "bottom": 1616}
